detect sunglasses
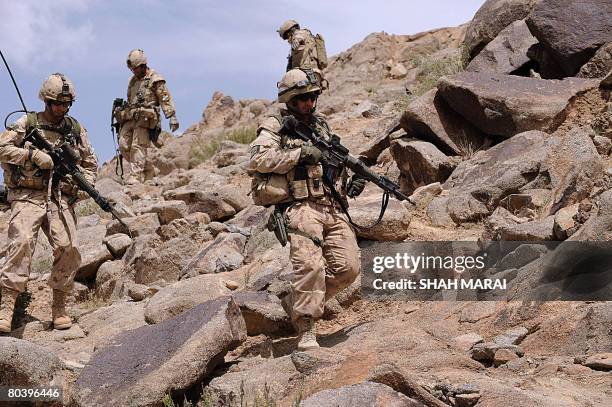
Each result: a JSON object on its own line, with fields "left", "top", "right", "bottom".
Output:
{"left": 295, "top": 93, "right": 318, "bottom": 102}
{"left": 49, "top": 100, "right": 72, "bottom": 107}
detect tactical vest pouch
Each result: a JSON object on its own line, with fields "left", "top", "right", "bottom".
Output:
{"left": 12, "top": 166, "right": 47, "bottom": 190}
{"left": 290, "top": 180, "right": 309, "bottom": 200}
{"left": 307, "top": 164, "right": 324, "bottom": 197}
{"left": 315, "top": 33, "right": 328, "bottom": 69}
{"left": 251, "top": 173, "right": 291, "bottom": 207}
{"left": 134, "top": 107, "right": 159, "bottom": 129}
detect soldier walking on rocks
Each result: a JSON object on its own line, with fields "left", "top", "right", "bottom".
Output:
{"left": 248, "top": 68, "right": 366, "bottom": 350}
{"left": 113, "top": 49, "right": 179, "bottom": 184}
{"left": 0, "top": 73, "right": 98, "bottom": 332}
{"left": 278, "top": 20, "right": 328, "bottom": 74}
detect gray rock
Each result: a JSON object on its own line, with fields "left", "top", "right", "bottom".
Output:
{"left": 95, "top": 177, "right": 133, "bottom": 207}
{"left": 400, "top": 89, "right": 485, "bottom": 156}
{"left": 409, "top": 182, "right": 442, "bottom": 210}
{"left": 233, "top": 291, "right": 292, "bottom": 335}
{"left": 95, "top": 260, "right": 125, "bottom": 301}
{"left": 451, "top": 333, "right": 485, "bottom": 351}
{"left": 431, "top": 130, "right": 602, "bottom": 224}
{"left": 570, "top": 190, "right": 612, "bottom": 241}
{"left": 353, "top": 100, "right": 382, "bottom": 118}
{"left": 466, "top": 20, "right": 538, "bottom": 74}
{"left": 0, "top": 337, "right": 64, "bottom": 386}
{"left": 553, "top": 204, "right": 579, "bottom": 240}
{"left": 438, "top": 72, "right": 599, "bottom": 137}
{"left": 495, "top": 243, "right": 548, "bottom": 271}
{"left": 471, "top": 342, "right": 524, "bottom": 362}
{"left": 592, "top": 134, "right": 612, "bottom": 156}
{"left": 578, "top": 42, "right": 612, "bottom": 79}
{"left": 205, "top": 356, "right": 299, "bottom": 407}
{"left": 74, "top": 296, "right": 246, "bottom": 407}
{"left": 391, "top": 139, "right": 457, "bottom": 194}
{"left": 103, "top": 233, "right": 132, "bottom": 258}
{"left": 106, "top": 212, "right": 160, "bottom": 237}
{"left": 493, "top": 326, "right": 529, "bottom": 346}
{"left": 180, "top": 232, "right": 247, "bottom": 278}
{"left": 291, "top": 348, "right": 346, "bottom": 375}
{"left": 464, "top": 0, "right": 539, "bottom": 58}
{"left": 77, "top": 213, "right": 101, "bottom": 229}
{"left": 76, "top": 225, "right": 113, "bottom": 281}
{"left": 582, "top": 353, "right": 612, "bottom": 371}
{"left": 499, "top": 216, "right": 555, "bottom": 241}
{"left": 526, "top": 0, "right": 612, "bottom": 76}
{"left": 78, "top": 301, "right": 147, "bottom": 347}
{"left": 302, "top": 382, "right": 422, "bottom": 407}
{"left": 164, "top": 185, "right": 251, "bottom": 221}
{"left": 349, "top": 190, "right": 412, "bottom": 241}
{"left": 144, "top": 273, "right": 231, "bottom": 324}
{"left": 137, "top": 199, "right": 187, "bottom": 225}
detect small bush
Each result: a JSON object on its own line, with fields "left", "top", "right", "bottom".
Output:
{"left": 189, "top": 126, "right": 257, "bottom": 168}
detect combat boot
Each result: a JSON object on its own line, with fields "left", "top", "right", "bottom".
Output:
{"left": 296, "top": 317, "right": 319, "bottom": 351}
{"left": 51, "top": 290, "right": 72, "bottom": 330}
{"left": 0, "top": 288, "right": 19, "bottom": 333}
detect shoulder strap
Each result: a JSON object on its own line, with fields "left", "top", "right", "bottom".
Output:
{"left": 65, "top": 116, "right": 82, "bottom": 144}
{"left": 25, "top": 112, "right": 38, "bottom": 134}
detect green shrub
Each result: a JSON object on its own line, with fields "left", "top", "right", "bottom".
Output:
{"left": 189, "top": 126, "right": 257, "bottom": 168}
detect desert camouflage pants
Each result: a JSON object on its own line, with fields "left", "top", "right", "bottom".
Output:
{"left": 119, "top": 120, "right": 151, "bottom": 182}
{"left": 286, "top": 201, "right": 360, "bottom": 322}
{"left": 0, "top": 199, "right": 80, "bottom": 294}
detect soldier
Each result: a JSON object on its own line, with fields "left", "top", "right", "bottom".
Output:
{"left": 0, "top": 73, "right": 98, "bottom": 333}
{"left": 278, "top": 20, "right": 328, "bottom": 73}
{"left": 114, "top": 49, "right": 179, "bottom": 184}
{"left": 248, "top": 69, "right": 366, "bottom": 350}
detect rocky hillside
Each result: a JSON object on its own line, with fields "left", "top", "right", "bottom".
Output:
{"left": 1, "top": 0, "right": 611, "bottom": 406}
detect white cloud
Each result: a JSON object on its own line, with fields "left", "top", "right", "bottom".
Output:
{"left": 0, "top": 0, "right": 94, "bottom": 70}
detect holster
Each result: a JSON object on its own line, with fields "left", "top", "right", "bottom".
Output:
{"left": 267, "top": 206, "right": 288, "bottom": 247}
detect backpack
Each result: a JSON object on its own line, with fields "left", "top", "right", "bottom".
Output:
{"left": 315, "top": 33, "right": 328, "bottom": 69}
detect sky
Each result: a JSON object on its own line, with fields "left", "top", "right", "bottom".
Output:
{"left": 0, "top": 0, "right": 485, "bottom": 166}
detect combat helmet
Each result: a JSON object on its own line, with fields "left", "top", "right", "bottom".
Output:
{"left": 127, "top": 49, "right": 147, "bottom": 68}
{"left": 38, "top": 73, "right": 76, "bottom": 103}
{"left": 277, "top": 19, "right": 300, "bottom": 39}
{"left": 277, "top": 68, "right": 322, "bottom": 103}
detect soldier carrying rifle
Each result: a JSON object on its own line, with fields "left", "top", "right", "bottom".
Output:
{"left": 0, "top": 73, "right": 98, "bottom": 332}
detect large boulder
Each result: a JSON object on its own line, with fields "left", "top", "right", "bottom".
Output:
{"left": 232, "top": 291, "right": 292, "bottom": 335}
{"left": 74, "top": 296, "right": 246, "bottom": 407}
{"left": 144, "top": 273, "right": 232, "bottom": 324}
{"left": 180, "top": 232, "right": 247, "bottom": 278}
{"left": 569, "top": 189, "right": 612, "bottom": 241}
{"left": 464, "top": 0, "right": 539, "bottom": 58}
{"left": 0, "top": 337, "right": 64, "bottom": 387}
{"left": 466, "top": 20, "right": 538, "bottom": 74}
{"left": 577, "top": 42, "right": 612, "bottom": 79}
{"left": 437, "top": 72, "right": 599, "bottom": 137}
{"left": 301, "top": 382, "right": 422, "bottom": 407}
{"left": 400, "top": 89, "right": 485, "bottom": 156}
{"left": 205, "top": 356, "right": 299, "bottom": 406}
{"left": 164, "top": 185, "right": 251, "bottom": 221}
{"left": 526, "top": 0, "right": 612, "bottom": 76}
{"left": 106, "top": 212, "right": 161, "bottom": 237}
{"left": 76, "top": 225, "right": 113, "bottom": 281}
{"left": 428, "top": 130, "right": 602, "bottom": 224}
{"left": 95, "top": 177, "right": 133, "bottom": 207}
{"left": 390, "top": 139, "right": 458, "bottom": 194}
{"left": 349, "top": 188, "right": 412, "bottom": 241}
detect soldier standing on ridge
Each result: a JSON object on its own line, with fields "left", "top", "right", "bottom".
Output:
{"left": 114, "top": 49, "right": 179, "bottom": 184}
{"left": 0, "top": 73, "right": 98, "bottom": 333}
{"left": 248, "top": 68, "right": 366, "bottom": 350}
{"left": 278, "top": 20, "right": 328, "bottom": 74}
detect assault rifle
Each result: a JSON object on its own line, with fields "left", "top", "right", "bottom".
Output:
{"left": 23, "top": 128, "right": 131, "bottom": 235}
{"left": 279, "top": 116, "right": 414, "bottom": 229}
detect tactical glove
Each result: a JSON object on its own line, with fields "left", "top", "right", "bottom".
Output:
{"left": 169, "top": 117, "right": 179, "bottom": 132}
{"left": 347, "top": 175, "right": 367, "bottom": 197}
{"left": 299, "top": 145, "right": 322, "bottom": 165}
{"left": 30, "top": 149, "right": 54, "bottom": 170}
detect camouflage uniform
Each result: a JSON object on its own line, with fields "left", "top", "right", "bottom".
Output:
{"left": 117, "top": 50, "right": 177, "bottom": 183}
{"left": 249, "top": 111, "right": 360, "bottom": 324}
{"left": 0, "top": 113, "right": 97, "bottom": 294}
{"left": 278, "top": 20, "right": 327, "bottom": 73}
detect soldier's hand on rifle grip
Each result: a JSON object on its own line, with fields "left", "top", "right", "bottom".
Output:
{"left": 169, "top": 117, "right": 179, "bottom": 132}
{"left": 30, "top": 149, "right": 54, "bottom": 170}
{"left": 299, "top": 145, "right": 322, "bottom": 165}
{"left": 347, "top": 175, "right": 367, "bottom": 198}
